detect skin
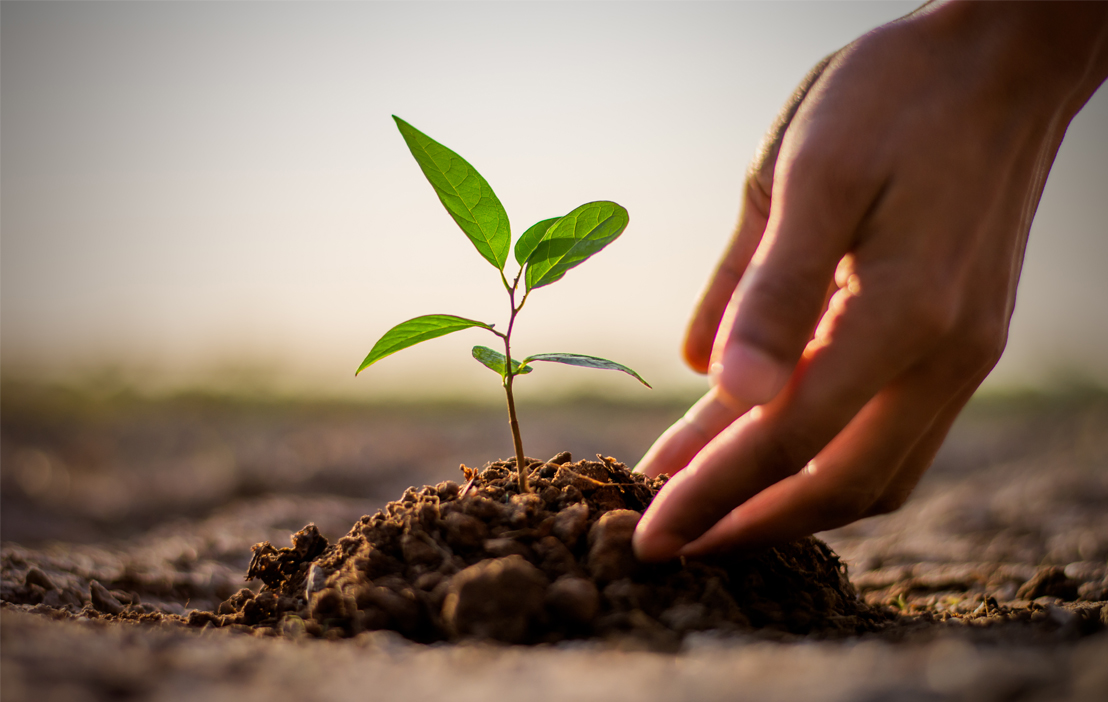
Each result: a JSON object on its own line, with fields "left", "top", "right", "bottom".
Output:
{"left": 633, "top": 1, "right": 1108, "bottom": 563}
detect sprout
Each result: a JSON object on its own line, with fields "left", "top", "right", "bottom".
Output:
{"left": 358, "top": 117, "right": 649, "bottom": 492}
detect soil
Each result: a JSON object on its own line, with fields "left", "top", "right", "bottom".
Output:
{"left": 3, "top": 453, "right": 883, "bottom": 646}
{"left": 3, "top": 386, "right": 1108, "bottom": 700}
{"left": 188, "top": 453, "right": 881, "bottom": 645}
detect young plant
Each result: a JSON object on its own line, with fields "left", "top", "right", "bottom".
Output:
{"left": 358, "top": 116, "right": 650, "bottom": 493}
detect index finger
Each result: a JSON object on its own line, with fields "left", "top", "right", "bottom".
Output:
{"left": 634, "top": 386, "right": 749, "bottom": 478}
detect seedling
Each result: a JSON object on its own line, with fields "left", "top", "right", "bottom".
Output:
{"left": 358, "top": 117, "right": 650, "bottom": 493}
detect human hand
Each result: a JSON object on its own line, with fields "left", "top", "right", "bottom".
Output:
{"left": 634, "top": 1, "right": 1108, "bottom": 562}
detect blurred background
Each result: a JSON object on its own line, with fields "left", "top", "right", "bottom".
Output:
{"left": 3, "top": 1, "right": 1106, "bottom": 402}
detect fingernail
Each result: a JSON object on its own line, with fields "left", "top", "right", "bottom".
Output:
{"left": 632, "top": 523, "right": 687, "bottom": 563}
{"left": 712, "top": 342, "right": 788, "bottom": 406}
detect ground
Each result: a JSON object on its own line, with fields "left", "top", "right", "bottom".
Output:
{"left": 2, "top": 383, "right": 1107, "bottom": 701}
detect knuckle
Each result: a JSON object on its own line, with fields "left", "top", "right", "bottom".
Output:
{"left": 739, "top": 271, "right": 828, "bottom": 356}
{"left": 902, "top": 291, "right": 959, "bottom": 343}
{"left": 960, "top": 316, "right": 1009, "bottom": 373}
{"left": 931, "top": 312, "right": 1010, "bottom": 383}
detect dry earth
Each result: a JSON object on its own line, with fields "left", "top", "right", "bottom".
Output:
{"left": 3, "top": 383, "right": 1107, "bottom": 701}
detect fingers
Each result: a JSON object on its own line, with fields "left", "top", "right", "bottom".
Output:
{"left": 634, "top": 387, "right": 749, "bottom": 479}
{"left": 633, "top": 398, "right": 806, "bottom": 562}
{"left": 634, "top": 260, "right": 951, "bottom": 562}
{"left": 683, "top": 53, "right": 839, "bottom": 374}
{"left": 677, "top": 365, "right": 978, "bottom": 555}
{"left": 646, "top": 270, "right": 839, "bottom": 482}
{"left": 710, "top": 65, "right": 896, "bottom": 409}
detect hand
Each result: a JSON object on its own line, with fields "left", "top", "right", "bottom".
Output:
{"left": 633, "top": 1, "right": 1108, "bottom": 562}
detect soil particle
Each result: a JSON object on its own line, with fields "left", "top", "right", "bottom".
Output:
{"left": 89, "top": 580, "right": 124, "bottom": 615}
{"left": 545, "top": 575, "right": 600, "bottom": 625}
{"left": 443, "top": 555, "right": 549, "bottom": 643}
{"left": 24, "top": 567, "right": 55, "bottom": 591}
{"left": 207, "top": 454, "right": 881, "bottom": 644}
{"left": 1017, "top": 566, "right": 1081, "bottom": 601}
{"left": 587, "top": 509, "right": 642, "bottom": 582}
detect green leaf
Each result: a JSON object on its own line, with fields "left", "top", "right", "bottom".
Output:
{"left": 471, "top": 346, "right": 532, "bottom": 377}
{"left": 393, "top": 116, "right": 511, "bottom": 270}
{"left": 521, "top": 353, "right": 651, "bottom": 388}
{"left": 514, "top": 217, "right": 560, "bottom": 266}
{"left": 525, "top": 201, "right": 629, "bottom": 290}
{"left": 357, "top": 314, "right": 494, "bottom": 375}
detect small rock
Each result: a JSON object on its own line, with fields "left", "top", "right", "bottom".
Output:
{"left": 1064, "top": 561, "right": 1106, "bottom": 584}
{"left": 442, "top": 555, "right": 548, "bottom": 643}
{"left": 461, "top": 495, "right": 504, "bottom": 522}
{"left": 89, "top": 580, "right": 123, "bottom": 615}
{"left": 305, "top": 563, "right": 327, "bottom": 600}
{"left": 587, "top": 509, "right": 641, "bottom": 582}
{"left": 534, "top": 535, "right": 582, "bottom": 578}
{"left": 443, "top": 512, "right": 488, "bottom": 550}
{"left": 552, "top": 501, "right": 589, "bottom": 547}
{"left": 436, "top": 480, "right": 460, "bottom": 500}
{"left": 24, "top": 583, "right": 46, "bottom": 605}
{"left": 353, "top": 581, "right": 421, "bottom": 634}
{"left": 545, "top": 576, "right": 599, "bottom": 626}
{"left": 508, "top": 492, "right": 543, "bottom": 527}
{"left": 24, "top": 567, "right": 55, "bottom": 591}
{"left": 219, "top": 588, "right": 256, "bottom": 616}
{"left": 1018, "top": 566, "right": 1079, "bottom": 601}
{"left": 308, "top": 587, "right": 349, "bottom": 622}
{"left": 483, "top": 538, "right": 531, "bottom": 559}
{"left": 547, "top": 451, "right": 573, "bottom": 465}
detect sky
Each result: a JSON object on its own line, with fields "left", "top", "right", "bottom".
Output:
{"left": 3, "top": 1, "right": 1107, "bottom": 402}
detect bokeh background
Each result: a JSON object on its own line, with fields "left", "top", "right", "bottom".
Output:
{"left": 4, "top": 0, "right": 1107, "bottom": 403}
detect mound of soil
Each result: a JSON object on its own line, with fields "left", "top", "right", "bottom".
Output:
{"left": 190, "top": 453, "right": 884, "bottom": 644}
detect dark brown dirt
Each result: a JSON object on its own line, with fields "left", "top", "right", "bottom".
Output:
{"left": 188, "top": 453, "right": 881, "bottom": 645}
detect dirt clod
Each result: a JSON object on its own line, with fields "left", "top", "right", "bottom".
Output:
{"left": 1017, "top": 566, "right": 1081, "bottom": 601}
{"left": 443, "top": 555, "right": 548, "bottom": 643}
{"left": 89, "top": 580, "right": 123, "bottom": 615}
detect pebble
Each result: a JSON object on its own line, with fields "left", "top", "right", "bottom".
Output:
{"left": 89, "top": 580, "right": 123, "bottom": 615}
{"left": 587, "top": 510, "right": 641, "bottom": 582}
{"left": 552, "top": 502, "right": 589, "bottom": 548}
{"left": 545, "top": 576, "right": 599, "bottom": 625}
{"left": 1064, "top": 561, "right": 1105, "bottom": 583}
{"left": 24, "top": 567, "right": 55, "bottom": 591}
{"left": 442, "top": 555, "right": 548, "bottom": 643}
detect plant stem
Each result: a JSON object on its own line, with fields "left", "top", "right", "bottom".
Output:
{"left": 503, "top": 371, "right": 529, "bottom": 493}
{"left": 502, "top": 285, "right": 529, "bottom": 493}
